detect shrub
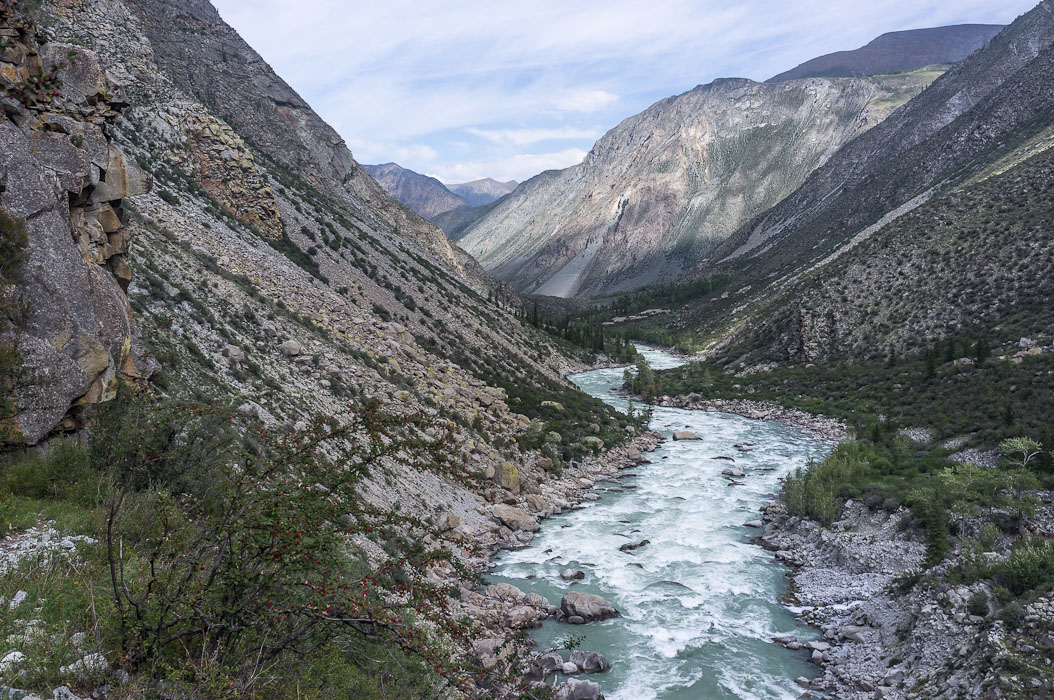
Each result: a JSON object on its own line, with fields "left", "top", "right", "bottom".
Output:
{"left": 95, "top": 385, "right": 498, "bottom": 694}
{"left": 967, "top": 591, "right": 989, "bottom": 617}
{"left": 990, "top": 540, "right": 1054, "bottom": 596}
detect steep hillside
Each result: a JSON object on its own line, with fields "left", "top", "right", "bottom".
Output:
{"left": 768, "top": 24, "right": 1003, "bottom": 82}
{"left": 459, "top": 69, "right": 941, "bottom": 298}
{"left": 5, "top": 0, "right": 632, "bottom": 533}
{"left": 433, "top": 198, "right": 505, "bottom": 241}
{"left": 729, "top": 131, "right": 1054, "bottom": 365}
{"left": 364, "top": 162, "right": 470, "bottom": 218}
{"left": 672, "top": 1, "right": 1054, "bottom": 358}
{"left": 447, "top": 178, "right": 518, "bottom": 207}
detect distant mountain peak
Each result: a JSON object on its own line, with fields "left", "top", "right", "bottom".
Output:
{"left": 363, "top": 163, "right": 468, "bottom": 219}
{"left": 768, "top": 24, "right": 1004, "bottom": 82}
{"left": 446, "top": 178, "right": 519, "bottom": 207}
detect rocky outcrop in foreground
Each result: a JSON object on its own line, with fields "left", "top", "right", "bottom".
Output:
{"left": 0, "top": 9, "right": 156, "bottom": 443}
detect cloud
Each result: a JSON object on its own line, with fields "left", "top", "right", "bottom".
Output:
{"left": 553, "top": 90, "right": 620, "bottom": 113}
{"left": 466, "top": 127, "right": 604, "bottom": 146}
{"left": 429, "top": 148, "right": 589, "bottom": 184}
{"left": 211, "top": 0, "right": 1038, "bottom": 181}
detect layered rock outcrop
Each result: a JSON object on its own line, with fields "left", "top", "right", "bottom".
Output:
{"left": 1, "top": 9, "right": 154, "bottom": 443}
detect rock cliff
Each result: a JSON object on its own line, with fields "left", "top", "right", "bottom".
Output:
{"left": 0, "top": 7, "right": 156, "bottom": 443}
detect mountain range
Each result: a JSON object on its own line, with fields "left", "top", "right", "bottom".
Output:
{"left": 363, "top": 162, "right": 516, "bottom": 219}
{"left": 453, "top": 23, "right": 1004, "bottom": 298}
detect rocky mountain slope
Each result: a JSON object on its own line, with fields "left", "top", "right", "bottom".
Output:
{"left": 433, "top": 197, "right": 505, "bottom": 241}
{"left": 364, "top": 162, "right": 470, "bottom": 219}
{"left": 767, "top": 24, "right": 1003, "bottom": 82}
{"left": 3, "top": 0, "right": 631, "bottom": 533}
{"left": 662, "top": 1, "right": 1054, "bottom": 363}
{"left": 459, "top": 68, "right": 941, "bottom": 297}
{"left": 448, "top": 177, "right": 518, "bottom": 207}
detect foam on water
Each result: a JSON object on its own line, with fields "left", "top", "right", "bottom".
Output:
{"left": 490, "top": 346, "right": 832, "bottom": 699}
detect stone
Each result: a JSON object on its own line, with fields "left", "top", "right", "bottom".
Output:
{"left": 438, "top": 513, "right": 463, "bottom": 532}
{"left": 744, "top": 520, "right": 764, "bottom": 528}
{"left": 492, "top": 504, "right": 539, "bottom": 532}
{"left": 581, "top": 436, "right": 604, "bottom": 450}
{"left": 561, "top": 591, "right": 620, "bottom": 622}
{"left": 561, "top": 662, "right": 580, "bottom": 675}
{"left": 721, "top": 468, "right": 745, "bottom": 477}
{"left": 59, "top": 652, "right": 108, "bottom": 676}
{"left": 537, "top": 457, "right": 554, "bottom": 471}
{"left": 8, "top": 590, "right": 27, "bottom": 610}
{"left": 508, "top": 605, "right": 542, "bottom": 629}
{"left": 672, "top": 431, "right": 701, "bottom": 441}
{"left": 619, "top": 539, "right": 650, "bottom": 552}
{"left": 494, "top": 462, "right": 521, "bottom": 495}
{"left": 554, "top": 678, "right": 604, "bottom": 700}
{"left": 561, "top": 569, "right": 586, "bottom": 580}
{"left": 0, "top": 650, "right": 25, "bottom": 673}
{"left": 567, "top": 615, "right": 586, "bottom": 625}
{"left": 487, "top": 582, "right": 526, "bottom": 602}
{"left": 535, "top": 652, "right": 564, "bottom": 675}
{"left": 278, "top": 339, "right": 302, "bottom": 356}
{"left": 569, "top": 650, "right": 610, "bottom": 673}
{"left": 840, "top": 625, "right": 869, "bottom": 643}
{"left": 810, "top": 649, "right": 823, "bottom": 664}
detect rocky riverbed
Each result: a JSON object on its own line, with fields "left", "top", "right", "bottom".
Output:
{"left": 759, "top": 498, "right": 1054, "bottom": 699}
{"left": 653, "top": 395, "right": 847, "bottom": 443}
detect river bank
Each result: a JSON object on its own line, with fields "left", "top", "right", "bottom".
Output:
{"left": 759, "top": 496, "right": 1054, "bottom": 699}
{"left": 652, "top": 395, "right": 847, "bottom": 444}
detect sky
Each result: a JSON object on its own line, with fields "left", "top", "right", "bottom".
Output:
{"left": 210, "top": 0, "right": 1037, "bottom": 185}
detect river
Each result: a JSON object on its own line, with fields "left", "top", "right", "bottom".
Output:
{"left": 489, "top": 346, "right": 832, "bottom": 699}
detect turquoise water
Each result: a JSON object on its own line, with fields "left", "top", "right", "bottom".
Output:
{"left": 490, "top": 346, "right": 831, "bottom": 699}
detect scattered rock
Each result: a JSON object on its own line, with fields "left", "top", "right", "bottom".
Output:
{"left": 492, "top": 504, "right": 539, "bottom": 532}
{"left": 561, "top": 591, "right": 620, "bottom": 622}
{"left": 569, "top": 650, "right": 610, "bottom": 673}
{"left": 554, "top": 678, "right": 604, "bottom": 700}
{"left": 672, "top": 431, "right": 701, "bottom": 441}
{"left": 561, "top": 569, "right": 586, "bottom": 580}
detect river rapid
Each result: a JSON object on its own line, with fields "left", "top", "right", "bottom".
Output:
{"left": 490, "top": 346, "right": 832, "bottom": 699}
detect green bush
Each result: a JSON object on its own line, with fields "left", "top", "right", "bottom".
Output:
{"left": 967, "top": 591, "right": 989, "bottom": 617}
{"left": 991, "top": 540, "right": 1054, "bottom": 596}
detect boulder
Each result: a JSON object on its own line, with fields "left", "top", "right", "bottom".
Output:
{"left": 537, "top": 457, "right": 554, "bottom": 471}
{"left": 743, "top": 520, "right": 764, "bottom": 528}
{"left": 278, "top": 339, "right": 303, "bottom": 356}
{"left": 561, "top": 569, "right": 586, "bottom": 580}
{"left": 487, "top": 582, "right": 526, "bottom": 602}
{"left": 554, "top": 678, "right": 604, "bottom": 700}
{"left": 840, "top": 625, "right": 870, "bottom": 643}
{"left": 492, "top": 504, "right": 539, "bottom": 532}
{"left": 721, "top": 468, "right": 745, "bottom": 477}
{"left": 569, "top": 650, "right": 610, "bottom": 673}
{"left": 561, "top": 661, "right": 580, "bottom": 675}
{"left": 561, "top": 591, "right": 620, "bottom": 622}
{"left": 507, "top": 605, "right": 543, "bottom": 629}
{"left": 619, "top": 539, "right": 650, "bottom": 552}
{"left": 494, "top": 461, "right": 521, "bottom": 495}
{"left": 672, "top": 431, "right": 701, "bottom": 441}
{"left": 581, "top": 436, "right": 604, "bottom": 450}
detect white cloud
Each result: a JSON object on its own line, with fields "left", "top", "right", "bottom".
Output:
{"left": 466, "top": 126, "right": 603, "bottom": 146}
{"left": 553, "top": 90, "right": 620, "bottom": 113}
{"left": 429, "top": 148, "right": 589, "bottom": 184}
{"left": 210, "top": 0, "right": 1038, "bottom": 181}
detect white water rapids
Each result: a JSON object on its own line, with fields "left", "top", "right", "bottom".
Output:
{"left": 490, "top": 346, "right": 832, "bottom": 699}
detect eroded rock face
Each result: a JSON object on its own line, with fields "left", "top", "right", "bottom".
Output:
{"left": 0, "top": 15, "right": 154, "bottom": 443}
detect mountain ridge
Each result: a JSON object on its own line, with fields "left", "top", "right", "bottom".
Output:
{"left": 767, "top": 23, "right": 1004, "bottom": 82}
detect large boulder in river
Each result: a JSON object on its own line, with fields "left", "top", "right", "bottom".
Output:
{"left": 672, "top": 431, "right": 701, "bottom": 441}
{"left": 555, "top": 678, "right": 605, "bottom": 700}
{"left": 561, "top": 591, "right": 620, "bottom": 622}
{"left": 492, "top": 504, "right": 539, "bottom": 532}
{"left": 570, "top": 650, "right": 611, "bottom": 673}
